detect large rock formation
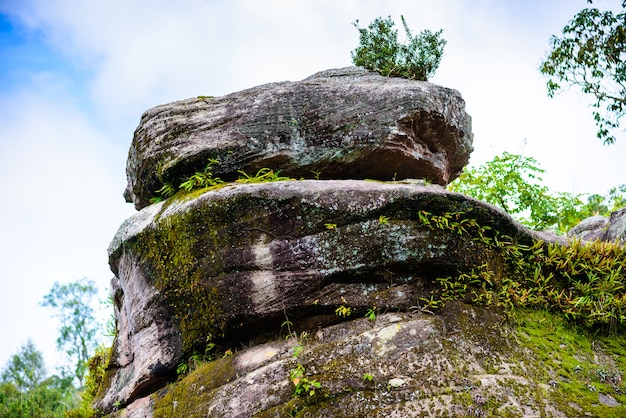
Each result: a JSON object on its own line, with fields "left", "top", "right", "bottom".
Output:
{"left": 99, "top": 70, "right": 626, "bottom": 417}
{"left": 124, "top": 67, "right": 473, "bottom": 210}
{"left": 102, "top": 180, "right": 566, "bottom": 414}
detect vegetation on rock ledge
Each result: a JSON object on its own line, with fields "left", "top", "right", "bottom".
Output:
{"left": 351, "top": 15, "right": 446, "bottom": 81}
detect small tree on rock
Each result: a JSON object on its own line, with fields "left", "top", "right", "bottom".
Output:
{"left": 351, "top": 15, "right": 446, "bottom": 81}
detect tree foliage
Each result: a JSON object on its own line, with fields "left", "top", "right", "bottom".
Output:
{"left": 540, "top": 0, "right": 626, "bottom": 144}
{"left": 1, "top": 340, "right": 46, "bottom": 393}
{"left": 351, "top": 15, "right": 446, "bottom": 81}
{"left": 448, "top": 152, "right": 626, "bottom": 234}
{"left": 0, "top": 342, "right": 71, "bottom": 418}
{"left": 40, "top": 278, "right": 99, "bottom": 387}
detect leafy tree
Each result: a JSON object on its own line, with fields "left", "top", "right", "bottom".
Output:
{"left": 585, "top": 184, "right": 626, "bottom": 214}
{"left": 448, "top": 152, "right": 625, "bottom": 233}
{"left": 0, "top": 342, "right": 70, "bottom": 418}
{"left": 40, "top": 278, "right": 99, "bottom": 388}
{"left": 1, "top": 339, "right": 46, "bottom": 392}
{"left": 352, "top": 15, "right": 446, "bottom": 81}
{"left": 540, "top": 0, "right": 626, "bottom": 144}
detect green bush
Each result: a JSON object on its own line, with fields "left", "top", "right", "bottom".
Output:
{"left": 351, "top": 15, "right": 446, "bottom": 81}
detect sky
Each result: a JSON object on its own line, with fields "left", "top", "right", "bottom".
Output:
{"left": 0, "top": 0, "right": 625, "bottom": 373}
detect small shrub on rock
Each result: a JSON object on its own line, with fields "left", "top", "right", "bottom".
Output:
{"left": 351, "top": 15, "right": 446, "bottom": 81}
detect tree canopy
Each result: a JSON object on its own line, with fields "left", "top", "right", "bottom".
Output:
{"left": 40, "top": 279, "right": 99, "bottom": 388}
{"left": 449, "top": 152, "right": 626, "bottom": 234}
{"left": 0, "top": 341, "right": 70, "bottom": 418}
{"left": 540, "top": 0, "right": 626, "bottom": 144}
{"left": 1, "top": 340, "right": 46, "bottom": 393}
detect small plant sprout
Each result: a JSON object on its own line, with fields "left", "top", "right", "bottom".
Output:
{"left": 292, "top": 342, "right": 304, "bottom": 359}
{"left": 335, "top": 296, "right": 352, "bottom": 318}
{"left": 311, "top": 169, "right": 322, "bottom": 180}
{"left": 281, "top": 319, "right": 296, "bottom": 339}
{"left": 290, "top": 364, "right": 322, "bottom": 398}
{"left": 336, "top": 305, "right": 352, "bottom": 318}
{"left": 236, "top": 168, "right": 292, "bottom": 183}
{"left": 157, "top": 183, "right": 176, "bottom": 197}
{"left": 150, "top": 182, "right": 177, "bottom": 203}
{"left": 176, "top": 362, "right": 188, "bottom": 375}
{"left": 379, "top": 215, "right": 390, "bottom": 225}
{"left": 325, "top": 223, "right": 338, "bottom": 230}
{"left": 365, "top": 306, "right": 377, "bottom": 321}
{"left": 363, "top": 373, "right": 374, "bottom": 382}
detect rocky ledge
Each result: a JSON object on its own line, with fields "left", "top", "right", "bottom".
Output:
{"left": 124, "top": 67, "right": 473, "bottom": 210}
{"left": 99, "top": 179, "right": 573, "bottom": 415}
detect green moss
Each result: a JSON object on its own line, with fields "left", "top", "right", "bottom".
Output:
{"left": 512, "top": 308, "right": 626, "bottom": 416}
{"left": 132, "top": 205, "right": 229, "bottom": 353}
{"left": 153, "top": 356, "right": 237, "bottom": 418}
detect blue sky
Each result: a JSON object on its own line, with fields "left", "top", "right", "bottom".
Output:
{"left": 0, "top": 0, "right": 625, "bottom": 373}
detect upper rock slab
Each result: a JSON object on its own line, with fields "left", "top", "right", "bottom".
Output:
{"left": 125, "top": 67, "right": 473, "bottom": 210}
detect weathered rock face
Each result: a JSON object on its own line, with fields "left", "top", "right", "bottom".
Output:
{"left": 101, "top": 180, "right": 568, "bottom": 415}
{"left": 111, "top": 304, "right": 624, "bottom": 418}
{"left": 606, "top": 208, "right": 626, "bottom": 242}
{"left": 124, "top": 67, "right": 473, "bottom": 210}
{"left": 102, "top": 72, "right": 626, "bottom": 417}
{"left": 568, "top": 215, "right": 609, "bottom": 241}
{"left": 568, "top": 208, "right": 626, "bottom": 242}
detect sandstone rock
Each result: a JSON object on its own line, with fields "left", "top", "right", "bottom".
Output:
{"left": 568, "top": 208, "right": 626, "bottom": 243}
{"left": 102, "top": 180, "right": 563, "bottom": 414}
{"left": 568, "top": 215, "right": 608, "bottom": 241}
{"left": 604, "top": 207, "right": 626, "bottom": 242}
{"left": 97, "top": 256, "right": 182, "bottom": 412}
{"left": 122, "top": 304, "right": 618, "bottom": 417}
{"left": 124, "top": 67, "right": 473, "bottom": 210}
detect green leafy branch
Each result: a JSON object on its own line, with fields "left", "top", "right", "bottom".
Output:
{"left": 449, "top": 152, "right": 626, "bottom": 234}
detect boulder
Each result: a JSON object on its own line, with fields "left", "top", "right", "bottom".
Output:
{"left": 568, "top": 215, "right": 608, "bottom": 241}
{"left": 568, "top": 208, "right": 626, "bottom": 243}
{"left": 605, "top": 207, "right": 626, "bottom": 242}
{"left": 124, "top": 67, "right": 473, "bottom": 210}
{"left": 148, "top": 306, "right": 541, "bottom": 417}
{"left": 100, "top": 179, "right": 566, "bottom": 414}
{"left": 106, "top": 302, "right": 626, "bottom": 417}
{"left": 100, "top": 68, "right": 626, "bottom": 417}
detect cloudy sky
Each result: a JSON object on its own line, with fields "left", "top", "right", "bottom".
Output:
{"left": 1, "top": 0, "right": 624, "bottom": 372}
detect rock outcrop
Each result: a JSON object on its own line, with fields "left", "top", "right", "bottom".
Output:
{"left": 124, "top": 67, "right": 473, "bottom": 210}
{"left": 568, "top": 208, "right": 626, "bottom": 242}
{"left": 103, "top": 180, "right": 567, "bottom": 414}
{"left": 99, "top": 70, "right": 626, "bottom": 417}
